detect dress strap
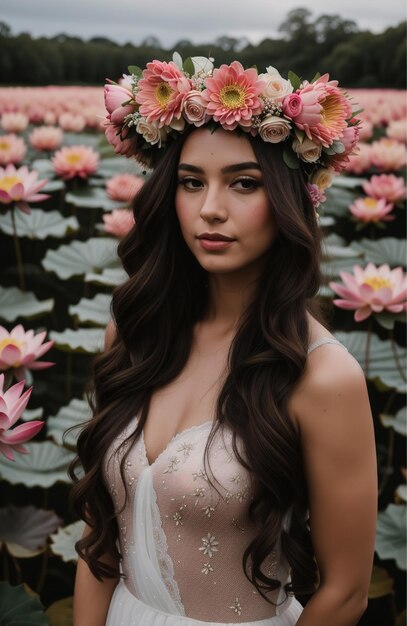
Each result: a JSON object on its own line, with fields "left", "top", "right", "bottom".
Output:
{"left": 307, "top": 337, "right": 348, "bottom": 355}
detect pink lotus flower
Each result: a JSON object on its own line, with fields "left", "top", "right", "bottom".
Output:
{"left": 43, "top": 110, "right": 57, "bottom": 125}
{"left": 358, "top": 118, "right": 373, "bottom": 142}
{"left": 102, "top": 208, "right": 135, "bottom": 238}
{"left": 370, "top": 138, "right": 407, "bottom": 172}
{"left": 362, "top": 174, "right": 406, "bottom": 204}
{"left": 386, "top": 119, "right": 406, "bottom": 143}
{"left": 201, "top": 61, "right": 265, "bottom": 130}
{"left": 349, "top": 197, "right": 395, "bottom": 223}
{"left": 106, "top": 173, "right": 144, "bottom": 202}
{"left": 294, "top": 75, "right": 352, "bottom": 147}
{"left": 29, "top": 126, "right": 63, "bottom": 152}
{"left": 136, "top": 60, "right": 193, "bottom": 128}
{"left": 0, "top": 324, "right": 54, "bottom": 382}
{"left": 344, "top": 143, "right": 372, "bottom": 174}
{"left": 0, "top": 164, "right": 49, "bottom": 215}
{"left": 104, "top": 76, "right": 134, "bottom": 126}
{"left": 58, "top": 112, "right": 86, "bottom": 133}
{"left": 0, "top": 373, "right": 44, "bottom": 461}
{"left": 52, "top": 145, "right": 99, "bottom": 180}
{"left": 329, "top": 263, "right": 407, "bottom": 322}
{"left": 1, "top": 112, "right": 29, "bottom": 133}
{"left": 0, "top": 134, "right": 27, "bottom": 166}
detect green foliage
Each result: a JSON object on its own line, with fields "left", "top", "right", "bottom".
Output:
{"left": 0, "top": 14, "right": 404, "bottom": 87}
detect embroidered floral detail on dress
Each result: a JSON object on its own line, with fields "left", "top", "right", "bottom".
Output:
{"left": 192, "top": 486, "right": 205, "bottom": 505}
{"left": 172, "top": 504, "right": 186, "bottom": 526}
{"left": 192, "top": 469, "right": 208, "bottom": 481}
{"left": 229, "top": 597, "right": 242, "bottom": 616}
{"left": 163, "top": 455, "right": 180, "bottom": 474}
{"left": 231, "top": 517, "right": 246, "bottom": 532}
{"left": 202, "top": 505, "right": 215, "bottom": 518}
{"left": 230, "top": 472, "right": 241, "bottom": 484}
{"left": 177, "top": 441, "right": 194, "bottom": 459}
{"left": 201, "top": 562, "right": 214, "bottom": 575}
{"left": 199, "top": 533, "right": 219, "bottom": 558}
{"left": 266, "top": 550, "right": 278, "bottom": 578}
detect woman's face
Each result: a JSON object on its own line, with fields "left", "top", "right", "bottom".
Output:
{"left": 175, "top": 128, "right": 277, "bottom": 277}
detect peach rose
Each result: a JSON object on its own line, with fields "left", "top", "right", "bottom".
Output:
{"left": 182, "top": 91, "right": 208, "bottom": 126}
{"left": 292, "top": 136, "right": 322, "bottom": 163}
{"left": 258, "top": 116, "right": 291, "bottom": 143}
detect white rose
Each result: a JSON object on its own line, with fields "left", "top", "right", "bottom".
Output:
{"left": 311, "top": 167, "right": 337, "bottom": 190}
{"left": 136, "top": 118, "right": 167, "bottom": 146}
{"left": 258, "top": 115, "right": 291, "bottom": 143}
{"left": 258, "top": 66, "right": 293, "bottom": 103}
{"left": 182, "top": 91, "right": 208, "bottom": 126}
{"left": 292, "top": 137, "right": 322, "bottom": 163}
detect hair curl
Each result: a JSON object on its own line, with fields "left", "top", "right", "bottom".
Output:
{"left": 70, "top": 127, "right": 327, "bottom": 603}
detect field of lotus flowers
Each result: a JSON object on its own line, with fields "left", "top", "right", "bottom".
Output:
{"left": 0, "top": 84, "right": 406, "bottom": 625}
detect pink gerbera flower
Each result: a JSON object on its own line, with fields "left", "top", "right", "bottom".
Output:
{"left": 136, "top": 60, "right": 193, "bottom": 128}
{"left": 294, "top": 75, "right": 353, "bottom": 147}
{"left": 201, "top": 61, "right": 265, "bottom": 130}
{"left": 0, "top": 373, "right": 44, "bottom": 461}
{"left": 329, "top": 263, "right": 407, "bottom": 322}
{"left": 52, "top": 145, "right": 99, "bottom": 180}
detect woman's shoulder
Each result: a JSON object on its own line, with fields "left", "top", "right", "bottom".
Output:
{"left": 288, "top": 316, "right": 367, "bottom": 431}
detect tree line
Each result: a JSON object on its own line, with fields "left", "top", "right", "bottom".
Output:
{"left": 0, "top": 9, "right": 405, "bottom": 88}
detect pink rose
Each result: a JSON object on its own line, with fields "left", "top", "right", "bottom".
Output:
{"left": 103, "top": 121, "right": 135, "bottom": 157}
{"left": 182, "top": 91, "right": 208, "bottom": 126}
{"left": 104, "top": 83, "right": 133, "bottom": 115}
{"left": 282, "top": 93, "right": 303, "bottom": 119}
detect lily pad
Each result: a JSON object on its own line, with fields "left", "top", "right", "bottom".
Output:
{"left": 66, "top": 187, "right": 125, "bottom": 211}
{"left": 0, "top": 441, "right": 75, "bottom": 487}
{"left": 0, "top": 287, "right": 54, "bottom": 322}
{"left": 374, "top": 311, "right": 406, "bottom": 330}
{"left": 351, "top": 238, "right": 406, "bottom": 269}
{"left": 49, "top": 328, "right": 105, "bottom": 353}
{"left": 50, "top": 520, "right": 85, "bottom": 562}
{"left": 0, "top": 582, "right": 48, "bottom": 626}
{"left": 0, "top": 506, "right": 62, "bottom": 557}
{"left": 46, "top": 596, "right": 73, "bottom": 626}
{"left": 321, "top": 243, "right": 363, "bottom": 279}
{"left": 41, "top": 237, "right": 119, "bottom": 279}
{"left": 0, "top": 209, "right": 79, "bottom": 239}
{"left": 323, "top": 186, "right": 356, "bottom": 217}
{"left": 98, "top": 156, "right": 146, "bottom": 178}
{"left": 69, "top": 293, "right": 112, "bottom": 326}
{"left": 375, "top": 503, "right": 406, "bottom": 570}
{"left": 332, "top": 176, "right": 368, "bottom": 189}
{"left": 22, "top": 407, "right": 44, "bottom": 422}
{"left": 335, "top": 331, "right": 407, "bottom": 393}
{"left": 380, "top": 406, "right": 406, "bottom": 436}
{"left": 396, "top": 484, "right": 407, "bottom": 503}
{"left": 84, "top": 266, "right": 127, "bottom": 286}
{"left": 42, "top": 179, "right": 65, "bottom": 193}
{"left": 47, "top": 398, "right": 91, "bottom": 447}
{"left": 318, "top": 215, "right": 335, "bottom": 228}
{"left": 31, "top": 158, "right": 54, "bottom": 177}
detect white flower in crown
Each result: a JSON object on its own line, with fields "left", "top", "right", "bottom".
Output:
{"left": 292, "top": 135, "right": 322, "bottom": 163}
{"left": 258, "top": 66, "right": 294, "bottom": 103}
{"left": 259, "top": 115, "right": 291, "bottom": 143}
{"left": 136, "top": 118, "right": 167, "bottom": 146}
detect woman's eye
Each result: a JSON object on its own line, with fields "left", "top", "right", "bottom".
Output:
{"left": 233, "top": 177, "right": 261, "bottom": 191}
{"left": 177, "top": 178, "right": 203, "bottom": 190}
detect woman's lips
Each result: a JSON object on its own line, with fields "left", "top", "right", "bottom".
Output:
{"left": 198, "top": 238, "right": 235, "bottom": 251}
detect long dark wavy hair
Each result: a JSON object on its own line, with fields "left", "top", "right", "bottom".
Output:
{"left": 70, "top": 126, "right": 327, "bottom": 603}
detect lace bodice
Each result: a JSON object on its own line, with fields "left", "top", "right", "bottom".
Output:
{"left": 103, "top": 337, "right": 347, "bottom": 622}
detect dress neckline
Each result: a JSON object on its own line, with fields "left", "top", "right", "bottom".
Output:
{"left": 140, "top": 419, "right": 214, "bottom": 467}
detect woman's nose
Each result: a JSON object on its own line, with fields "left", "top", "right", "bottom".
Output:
{"left": 199, "top": 187, "right": 228, "bottom": 222}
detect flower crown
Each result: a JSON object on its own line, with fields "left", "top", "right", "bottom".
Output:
{"left": 103, "top": 53, "right": 361, "bottom": 209}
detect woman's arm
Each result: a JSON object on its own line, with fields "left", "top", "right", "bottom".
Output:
{"left": 73, "top": 525, "right": 119, "bottom": 626}
{"left": 73, "top": 319, "right": 119, "bottom": 625}
{"left": 289, "top": 346, "right": 377, "bottom": 625}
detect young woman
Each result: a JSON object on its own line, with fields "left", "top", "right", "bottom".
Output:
{"left": 71, "top": 57, "right": 377, "bottom": 626}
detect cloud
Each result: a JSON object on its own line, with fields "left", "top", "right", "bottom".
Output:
{"left": 1, "top": 0, "right": 405, "bottom": 46}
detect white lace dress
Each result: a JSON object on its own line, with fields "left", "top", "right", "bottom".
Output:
{"left": 103, "top": 337, "right": 347, "bottom": 625}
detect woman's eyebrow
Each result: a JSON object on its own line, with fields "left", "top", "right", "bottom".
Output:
{"left": 178, "top": 162, "right": 261, "bottom": 174}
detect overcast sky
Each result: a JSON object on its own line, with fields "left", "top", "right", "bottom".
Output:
{"left": 1, "top": 0, "right": 405, "bottom": 47}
